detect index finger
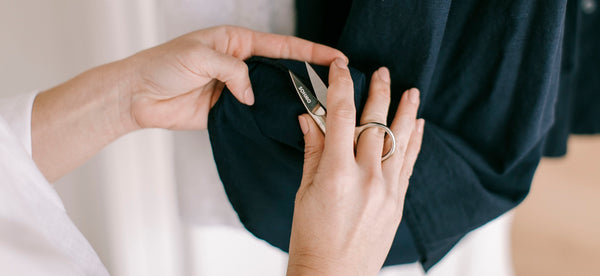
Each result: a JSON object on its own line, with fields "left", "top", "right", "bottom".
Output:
{"left": 201, "top": 26, "right": 346, "bottom": 64}
{"left": 206, "top": 26, "right": 348, "bottom": 65}
{"left": 248, "top": 29, "right": 347, "bottom": 65}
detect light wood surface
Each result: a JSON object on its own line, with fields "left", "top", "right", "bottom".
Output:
{"left": 512, "top": 136, "right": 600, "bottom": 275}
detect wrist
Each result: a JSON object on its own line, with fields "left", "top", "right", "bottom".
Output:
{"left": 287, "top": 252, "right": 353, "bottom": 276}
{"left": 100, "top": 58, "right": 142, "bottom": 135}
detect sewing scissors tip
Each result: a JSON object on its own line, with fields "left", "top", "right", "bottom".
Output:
{"left": 289, "top": 62, "right": 397, "bottom": 161}
{"left": 288, "top": 68, "right": 327, "bottom": 133}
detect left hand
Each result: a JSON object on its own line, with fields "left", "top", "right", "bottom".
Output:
{"left": 32, "top": 25, "right": 345, "bottom": 181}
{"left": 122, "top": 25, "right": 346, "bottom": 130}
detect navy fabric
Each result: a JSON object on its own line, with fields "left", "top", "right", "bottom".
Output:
{"left": 207, "top": 0, "right": 600, "bottom": 271}
{"left": 293, "top": 0, "right": 600, "bottom": 270}
{"left": 208, "top": 57, "right": 420, "bottom": 265}
{"left": 545, "top": 0, "right": 600, "bottom": 156}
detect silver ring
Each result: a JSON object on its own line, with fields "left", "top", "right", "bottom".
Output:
{"left": 354, "top": 122, "right": 396, "bottom": 161}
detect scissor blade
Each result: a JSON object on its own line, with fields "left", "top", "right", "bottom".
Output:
{"left": 305, "top": 62, "right": 329, "bottom": 109}
{"left": 289, "top": 70, "right": 324, "bottom": 115}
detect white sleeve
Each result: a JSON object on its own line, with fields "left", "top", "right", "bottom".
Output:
{"left": 0, "top": 96, "right": 110, "bottom": 276}
{"left": 0, "top": 220, "right": 85, "bottom": 276}
{"left": 0, "top": 90, "right": 39, "bottom": 156}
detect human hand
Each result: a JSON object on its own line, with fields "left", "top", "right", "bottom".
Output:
{"left": 287, "top": 59, "right": 424, "bottom": 276}
{"left": 121, "top": 25, "right": 346, "bottom": 130}
{"left": 31, "top": 25, "right": 344, "bottom": 182}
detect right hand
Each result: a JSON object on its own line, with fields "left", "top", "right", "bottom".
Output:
{"left": 287, "top": 58, "right": 424, "bottom": 275}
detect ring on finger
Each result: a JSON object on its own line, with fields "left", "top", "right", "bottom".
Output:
{"left": 354, "top": 122, "right": 396, "bottom": 161}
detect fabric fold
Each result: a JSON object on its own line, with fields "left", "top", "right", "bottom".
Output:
{"left": 208, "top": 57, "right": 421, "bottom": 265}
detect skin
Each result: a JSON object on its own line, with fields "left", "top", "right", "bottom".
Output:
{"left": 287, "top": 61, "right": 424, "bottom": 275}
{"left": 29, "top": 25, "right": 423, "bottom": 275}
{"left": 32, "top": 26, "right": 346, "bottom": 181}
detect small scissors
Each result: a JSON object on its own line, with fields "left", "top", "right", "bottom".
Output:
{"left": 289, "top": 62, "right": 396, "bottom": 161}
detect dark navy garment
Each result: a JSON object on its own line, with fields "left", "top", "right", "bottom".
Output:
{"left": 293, "top": 0, "right": 600, "bottom": 269}
{"left": 207, "top": 0, "right": 600, "bottom": 271}
{"left": 208, "top": 58, "right": 420, "bottom": 265}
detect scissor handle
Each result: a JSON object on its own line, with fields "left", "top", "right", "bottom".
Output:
{"left": 354, "top": 122, "right": 397, "bottom": 161}
{"left": 308, "top": 106, "right": 327, "bottom": 134}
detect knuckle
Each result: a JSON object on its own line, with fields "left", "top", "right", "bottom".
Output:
{"left": 221, "top": 25, "right": 239, "bottom": 35}
{"left": 213, "top": 25, "right": 228, "bottom": 34}
{"left": 215, "top": 25, "right": 238, "bottom": 41}
{"left": 391, "top": 142, "right": 407, "bottom": 160}
{"left": 322, "top": 176, "right": 350, "bottom": 196}
{"left": 329, "top": 169, "right": 350, "bottom": 181}
{"left": 364, "top": 170, "right": 385, "bottom": 187}
{"left": 397, "top": 112, "right": 415, "bottom": 125}
{"left": 308, "top": 43, "right": 318, "bottom": 59}
{"left": 304, "top": 142, "right": 323, "bottom": 156}
{"left": 304, "top": 149, "right": 320, "bottom": 160}
{"left": 335, "top": 75, "right": 354, "bottom": 88}
{"left": 329, "top": 106, "right": 356, "bottom": 122}
{"left": 397, "top": 142, "right": 408, "bottom": 155}
{"left": 219, "top": 26, "right": 251, "bottom": 57}
{"left": 294, "top": 186, "right": 307, "bottom": 203}
{"left": 357, "top": 127, "right": 385, "bottom": 143}
{"left": 372, "top": 83, "right": 391, "bottom": 97}
{"left": 399, "top": 168, "right": 414, "bottom": 181}
{"left": 221, "top": 25, "right": 233, "bottom": 33}
{"left": 361, "top": 111, "right": 388, "bottom": 124}
{"left": 398, "top": 102, "right": 419, "bottom": 118}
{"left": 236, "top": 62, "right": 249, "bottom": 75}
{"left": 278, "top": 37, "right": 293, "bottom": 58}
{"left": 392, "top": 120, "right": 415, "bottom": 140}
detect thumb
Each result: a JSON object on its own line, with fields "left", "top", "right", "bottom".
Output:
{"left": 298, "top": 114, "right": 324, "bottom": 189}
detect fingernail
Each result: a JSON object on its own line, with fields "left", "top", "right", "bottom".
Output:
{"left": 298, "top": 115, "right": 309, "bottom": 135}
{"left": 244, "top": 87, "right": 255, "bottom": 105}
{"left": 334, "top": 58, "right": 348, "bottom": 69}
{"left": 378, "top": 67, "right": 390, "bottom": 83}
{"left": 409, "top": 88, "right": 420, "bottom": 104}
{"left": 417, "top": 119, "right": 425, "bottom": 133}
{"left": 337, "top": 54, "right": 350, "bottom": 64}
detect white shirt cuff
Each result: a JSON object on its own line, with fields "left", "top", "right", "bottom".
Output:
{"left": 0, "top": 91, "right": 40, "bottom": 156}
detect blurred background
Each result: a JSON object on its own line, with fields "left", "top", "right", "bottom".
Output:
{"left": 0, "top": 0, "right": 598, "bottom": 275}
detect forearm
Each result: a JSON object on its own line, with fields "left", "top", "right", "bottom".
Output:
{"left": 32, "top": 60, "right": 138, "bottom": 182}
